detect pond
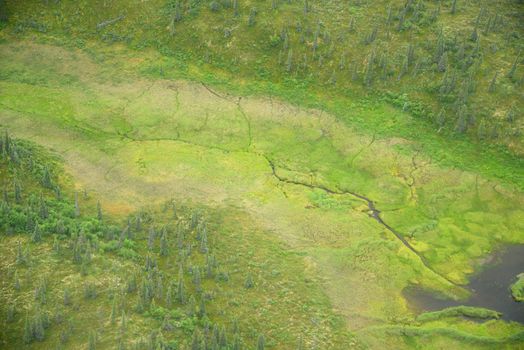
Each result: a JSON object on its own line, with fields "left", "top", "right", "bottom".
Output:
{"left": 405, "top": 245, "right": 524, "bottom": 323}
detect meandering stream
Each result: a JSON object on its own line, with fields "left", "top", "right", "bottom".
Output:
{"left": 406, "top": 245, "right": 524, "bottom": 323}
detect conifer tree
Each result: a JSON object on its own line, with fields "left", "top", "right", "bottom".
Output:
{"left": 248, "top": 8, "right": 256, "bottom": 26}
{"left": 244, "top": 273, "right": 254, "bottom": 289}
{"left": 166, "top": 285, "right": 173, "bottom": 308}
{"left": 188, "top": 295, "right": 197, "bottom": 317}
{"left": 63, "top": 288, "right": 71, "bottom": 306}
{"left": 88, "top": 330, "right": 97, "bottom": 350}
{"left": 193, "top": 267, "right": 202, "bottom": 292}
{"left": 488, "top": 72, "right": 498, "bottom": 93}
{"left": 508, "top": 51, "right": 520, "bottom": 79}
{"left": 219, "top": 326, "right": 228, "bottom": 348}
{"left": 16, "top": 241, "right": 24, "bottom": 265}
{"left": 177, "top": 272, "right": 186, "bottom": 304}
{"left": 191, "top": 329, "right": 201, "bottom": 350}
{"left": 14, "top": 180, "right": 21, "bottom": 203}
{"left": 233, "top": 0, "right": 239, "bottom": 17}
{"left": 450, "top": 0, "right": 457, "bottom": 14}
{"left": 257, "top": 334, "right": 265, "bottom": 350}
{"left": 438, "top": 52, "right": 448, "bottom": 72}
{"left": 198, "top": 298, "right": 206, "bottom": 318}
{"left": 286, "top": 49, "right": 293, "bottom": 73}
{"left": 32, "top": 224, "right": 42, "bottom": 243}
{"left": 160, "top": 232, "right": 169, "bottom": 256}
{"left": 14, "top": 271, "right": 20, "bottom": 291}
{"left": 121, "top": 311, "right": 127, "bottom": 333}
{"left": 74, "top": 192, "right": 80, "bottom": 217}
{"left": 97, "top": 201, "right": 103, "bottom": 221}
{"left": 111, "top": 298, "right": 117, "bottom": 324}
{"left": 33, "top": 310, "right": 45, "bottom": 341}
{"left": 6, "top": 302, "right": 15, "bottom": 322}
{"left": 23, "top": 314, "right": 32, "bottom": 343}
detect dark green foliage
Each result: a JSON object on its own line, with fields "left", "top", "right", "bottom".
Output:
{"left": 364, "top": 26, "right": 378, "bottom": 45}
{"left": 88, "top": 330, "right": 97, "bottom": 350}
{"left": 31, "top": 224, "right": 42, "bottom": 242}
{"left": 455, "top": 105, "right": 469, "bottom": 133}
{"left": 451, "top": 0, "right": 458, "bottom": 14}
{"left": 244, "top": 273, "right": 254, "bottom": 289}
{"left": 16, "top": 240, "right": 25, "bottom": 265}
{"left": 63, "top": 288, "right": 72, "bottom": 306}
{"left": 97, "top": 201, "right": 103, "bottom": 221}
{"left": 438, "top": 52, "right": 448, "bottom": 72}
{"left": 191, "top": 328, "right": 201, "bottom": 350}
{"left": 233, "top": 0, "right": 239, "bottom": 17}
{"left": 257, "top": 334, "right": 265, "bottom": 350}
{"left": 23, "top": 309, "right": 47, "bottom": 344}
{"left": 507, "top": 51, "right": 520, "bottom": 79}
{"left": 160, "top": 231, "right": 169, "bottom": 256}
{"left": 111, "top": 298, "right": 118, "bottom": 324}
{"left": 84, "top": 282, "right": 97, "bottom": 299}
{"left": 121, "top": 311, "right": 127, "bottom": 332}
{"left": 219, "top": 325, "right": 227, "bottom": 347}
{"left": 488, "top": 72, "right": 498, "bottom": 93}
{"left": 210, "top": 1, "right": 220, "bottom": 12}
{"left": 193, "top": 267, "right": 202, "bottom": 292}
{"left": 198, "top": 298, "right": 206, "bottom": 318}
{"left": 0, "top": 0, "right": 8, "bottom": 23}
{"left": 6, "top": 302, "right": 15, "bottom": 322}
{"left": 248, "top": 8, "right": 256, "bottom": 27}
{"left": 177, "top": 268, "right": 186, "bottom": 304}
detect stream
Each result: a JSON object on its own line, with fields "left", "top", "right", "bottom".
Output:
{"left": 405, "top": 245, "right": 524, "bottom": 323}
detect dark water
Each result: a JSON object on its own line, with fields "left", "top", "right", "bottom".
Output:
{"left": 405, "top": 245, "right": 524, "bottom": 323}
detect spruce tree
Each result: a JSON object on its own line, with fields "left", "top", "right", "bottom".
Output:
{"left": 88, "top": 331, "right": 96, "bottom": 350}
{"left": 191, "top": 329, "right": 201, "bottom": 350}
{"left": 16, "top": 241, "right": 24, "bottom": 265}
{"left": 286, "top": 49, "right": 293, "bottom": 73}
{"left": 438, "top": 52, "right": 448, "bottom": 72}
{"left": 97, "top": 201, "right": 103, "bottom": 221}
{"left": 193, "top": 267, "right": 202, "bottom": 292}
{"left": 244, "top": 273, "right": 254, "bottom": 289}
{"left": 488, "top": 72, "right": 498, "bottom": 93}
{"left": 33, "top": 311, "right": 45, "bottom": 341}
{"left": 23, "top": 314, "right": 33, "bottom": 344}
{"left": 508, "top": 51, "right": 520, "bottom": 79}
{"left": 14, "top": 180, "right": 21, "bottom": 203}
{"left": 111, "top": 298, "right": 117, "bottom": 324}
{"left": 257, "top": 334, "right": 265, "bottom": 350}
{"left": 63, "top": 288, "right": 71, "bottom": 306}
{"left": 232, "top": 334, "right": 241, "bottom": 350}
{"left": 233, "top": 0, "right": 239, "bottom": 17}
{"left": 120, "top": 311, "right": 127, "bottom": 333}
{"left": 198, "top": 298, "right": 206, "bottom": 318}
{"left": 188, "top": 295, "right": 197, "bottom": 317}
{"left": 160, "top": 232, "right": 168, "bottom": 256}
{"left": 219, "top": 326, "right": 228, "bottom": 348}
{"left": 6, "top": 302, "right": 15, "bottom": 323}
{"left": 32, "top": 224, "right": 42, "bottom": 243}
{"left": 166, "top": 285, "right": 173, "bottom": 308}
{"left": 14, "top": 271, "right": 20, "bottom": 291}
{"left": 450, "top": 0, "right": 457, "bottom": 14}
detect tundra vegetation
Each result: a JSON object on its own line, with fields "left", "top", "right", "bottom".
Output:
{"left": 0, "top": 1, "right": 523, "bottom": 349}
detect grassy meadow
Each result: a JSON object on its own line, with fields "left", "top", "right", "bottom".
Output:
{"left": 0, "top": 1, "right": 523, "bottom": 349}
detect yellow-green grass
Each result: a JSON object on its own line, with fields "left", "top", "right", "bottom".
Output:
{"left": 3, "top": 0, "right": 523, "bottom": 154}
{"left": 0, "top": 39, "right": 523, "bottom": 349}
